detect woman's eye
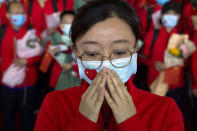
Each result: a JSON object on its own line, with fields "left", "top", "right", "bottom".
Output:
{"left": 113, "top": 51, "right": 127, "bottom": 55}
{"left": 86, "top": 52, "right": 99, "bottom": 57}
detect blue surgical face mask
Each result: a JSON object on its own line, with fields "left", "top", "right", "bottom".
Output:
{"left": 61, "top": 24, "right": 72, "bottom": 36}
{"left": 0, "top": 0, "right": 5, "bottom": 3}
{"left": 11, "top": 14, "right": 26, "bottom": 27}
{"left": 162, "top": 14, "right": 179, "bottom": 28}
{"left": 156, "top": 0, "right": 170, "bottom": 5}
{"left": 77, "top": 53, "right": 137, "bottom": 84}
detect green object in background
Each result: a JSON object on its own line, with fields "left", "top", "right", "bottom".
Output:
{"left": 137, "top": 39, "right": 144, "bottom": 51}
{"left": 74, "top": 0, "right": 87, "bottom": 12}
{"left": 55, "top": 53, "right": 82, "bottom": 90}
{"left": 61, "top": 35, "right": 72, "bottom": 46}
{"left": 55, "top": 71, "right": 82, "bottom": 91}
{"left": 51, "top": 32, "right": 62, "bottom": 45}
{"left": 51, "top": 32, "right": 72, "bottom": 46}
{"left": 55, "top": 53, "right": 68, "bottom": 65}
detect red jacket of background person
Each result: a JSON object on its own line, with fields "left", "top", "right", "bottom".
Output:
{"left": 142, "top": 26, "right": 185, "bottom": 89}
{"left": 0, "top": 2, "right": 8, "bottom": 26}
{"left": 0, "top": 23, "right": 42, "bottom": 88}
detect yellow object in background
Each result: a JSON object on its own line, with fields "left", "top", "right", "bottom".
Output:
{"left": 169, "top": 48, "right": 181, "bottom": 57}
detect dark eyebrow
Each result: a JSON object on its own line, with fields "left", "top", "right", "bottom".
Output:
{"left": 113, "top": 39, "right": 130, "bottom": 44}
{"left": 81, "top": 40, "right": 98, "bottom": 45}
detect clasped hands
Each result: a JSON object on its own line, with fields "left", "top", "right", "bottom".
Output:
{"left": 79, "top": 68, "right": 136, "bottom": 124}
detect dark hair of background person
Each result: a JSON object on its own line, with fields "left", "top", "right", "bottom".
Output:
{"left": 60, "top": 10, "right": 75, "bottom": 21}
{"left": 6, "top": 1, "right": 23, "bottom": 13}
{"left": 70, "top": 0, "right": 140, "bottom": 48}
{"left": 190, "top": 0, "right": 197, "bottom": 9}
{"left": 161, "top": 1, "right": 181, "bottom": 15}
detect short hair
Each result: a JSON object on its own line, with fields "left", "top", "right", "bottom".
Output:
{"left": 161, "top": 1, "right": 181, "bottom": 15}
{"left": 6, "top": 1, "right": 24, "bottom": 13}
{"left": 60, "top": 10, "right": 75, "bottom": 21}
{"left": 71, "top": 0, "right": 140, "bottom": 48}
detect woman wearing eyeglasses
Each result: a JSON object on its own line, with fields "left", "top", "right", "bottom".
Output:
{"left": 35, "top": 0, "right": 184, "bottom": 130}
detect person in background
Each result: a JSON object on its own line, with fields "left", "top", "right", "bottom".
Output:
{"left": 191, "top": 35, "right": 197, "bottom": 130}
{"left": 142, "top": 1, "right": 196, "bottom": 110}
{"left": 0, "top": 0, "right": 8, "bottom": 26}
{"left": 0, "top": 1, "right": 43, "bottom": 131}
{"left": 147, "top": 0, "right": 171, "bottom": 31}
{"left": 25, "top": 0, "right": 74, "bottom": 34}
{"left": 47, "top": 10, "right": 81, "bottom": 91}
{"left": 182, "top": 0, "right": 197, "bottom": 39}
{"left": 35, "top": 0, "right": 184, "bottom": 130}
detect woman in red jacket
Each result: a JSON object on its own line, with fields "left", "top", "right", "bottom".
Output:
{"left": 182, "top": 1, "right": 197, "bottom": 39}
{"left": 0, "top": 1, "right": 43, "bottom": 131}
{"left": 35, "top": 0, "right": 184, "bottom": 130}
{"left": 25, "top": 0, "right": 73, "bottom": 33}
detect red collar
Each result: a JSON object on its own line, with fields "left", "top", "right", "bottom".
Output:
{"left": 7, "top": 23, "right": 29, "bottom": 39}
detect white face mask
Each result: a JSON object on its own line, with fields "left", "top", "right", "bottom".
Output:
{"left": 60, "top": 24, "right": 72, "bottom": 36}
{"left": 0, "top": 0, "right": 5, "bottom": 3}
{"left": 77, "top": 53, "right": 137, "bottom": 84}
{"left": 162, "top": 14, "right": 179, "bottom": 28}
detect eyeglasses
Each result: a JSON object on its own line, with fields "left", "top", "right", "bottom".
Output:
{"left": 78, "top": 50, "right": 134, "bottom": 69}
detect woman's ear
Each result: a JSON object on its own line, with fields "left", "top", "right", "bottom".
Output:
{"left": 177, "top": 14, "right": 181, "bottom": 21}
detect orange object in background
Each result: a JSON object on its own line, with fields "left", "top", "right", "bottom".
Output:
{"left": 39, "top": 52, "right": 53, "bottom": 73}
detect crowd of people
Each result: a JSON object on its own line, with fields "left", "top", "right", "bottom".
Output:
{"left": 0, "top": 0, "right": 197, "bottom": 130}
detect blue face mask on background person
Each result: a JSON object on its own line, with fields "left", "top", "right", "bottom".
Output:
{"left": 0, "top": 0, "right": 5, "bottom": 3}
{"left": 61, "top": 24, "right": 72, "bottom": 36}
{"left": 156, "top": 0, "right": 170, "bottom": 5}
{"left": 11, "top": 14, "right": 26, "bottom": 27}
{"left": 77, "top": 53, "right": 137, "bottom": 84}
{"left": 162, "top": 14, "right": 179, "bottom": 28}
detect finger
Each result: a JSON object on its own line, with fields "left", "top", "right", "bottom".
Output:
{"left": 90, "top": 73, "right": 106, "bottom": 104}
{"left": 109, "top": 70, "right": 125, "bottom": 99}
{"left": 106, "top": 75, "right": 119, "bottom": 104}
{"left": 104, "top": 90, "right": 116, "bottom": 109}
{"left": 86, "top": 72, "right": 103, "bottom": 97}
{"left": 84, "top": 70, "right": 103, "bottom": 94}
{"left": 122, "top": 86, "right": 133, "bottom": 106}
{"left": 110, "top": 70, "right": 124, "bottom": 85}
{"left": 86, "top": 69, "right": 106, "bottom": 97}
{"left": 95, "top": 87, "right": 105, "bottom": 109}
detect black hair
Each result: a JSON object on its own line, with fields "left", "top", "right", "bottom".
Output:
{"left": 60, "top": 10, "right": 75, "bottom": 21}
{"left": 71, "top": 0, "right": 140, "bottom": 48}
{"left": 6, "top": 1, "right": 23, "bottom": 13}
{"left": 161, "top": 1, "right": 181, "bottom": 15}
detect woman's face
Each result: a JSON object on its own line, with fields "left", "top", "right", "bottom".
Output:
{"left": 74, "top": 17, "right": 137, "bottom": 60}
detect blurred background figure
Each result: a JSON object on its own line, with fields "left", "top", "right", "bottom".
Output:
{"left": 0, "top": 0, "right": 8, "bottom": 26}
{"left": 39, "top": 10, "right": 81, "bottom": 92}
{"left": 0, "top": 1, "right": 43, "bottom": 131}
